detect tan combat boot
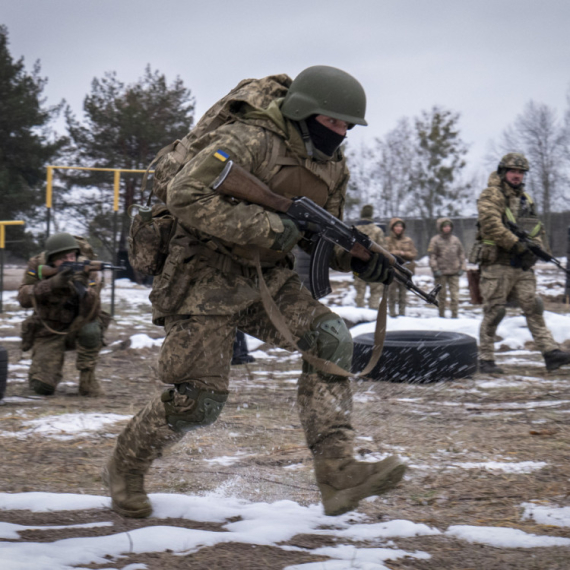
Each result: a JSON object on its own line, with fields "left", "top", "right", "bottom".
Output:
{"left": 314, "top": 455, "right": 406, "bottom": 516}
{"left": 78, "top": 369, "right": 104, "bottom": 397}
{"left": 103, "top": 457, "right": 152, "bottom": 518}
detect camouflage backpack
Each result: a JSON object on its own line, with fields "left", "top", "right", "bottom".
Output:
{"left": 128, "top": 74, "right": 292, "bottom": 275}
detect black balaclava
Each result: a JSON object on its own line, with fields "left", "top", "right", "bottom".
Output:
{"left": 305, "top": 115, "right": 346, "bottom": 156}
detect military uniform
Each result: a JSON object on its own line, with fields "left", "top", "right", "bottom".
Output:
{"left": 17, "top": 236, "right": 107, "bottom": 396}
{"left": 427, "top": 217, "right": 466, "bottom": 318}
{"left": 385, "top": 218, "right": 417, "bottom": 317}
{"left": 353, "top": 206, "right": 385, "bottom": 308}
{"left": 476, "top": 155, "right": 568, "bottom": 371}
{"left": 106, "top": 68, "right": 405, "bottom": 519}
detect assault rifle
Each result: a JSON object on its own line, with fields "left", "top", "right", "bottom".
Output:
{"left": 212, "top": 161, "right": 441, "bottom": 306}
{"left": 40, "top": 260, "right": 125, "bottom": 278}
{"left": 507, "top": 221, "right": 570, "bottom": 276}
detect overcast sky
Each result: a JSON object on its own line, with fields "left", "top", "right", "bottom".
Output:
{"left": 4, "top": 0, "right": 570, "bottom": 178}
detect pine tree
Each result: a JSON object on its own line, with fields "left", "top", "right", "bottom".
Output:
{"left": 0, "top": 25, "right": 64, "bottom": 257}
{"left": 63, "top": 66, "right": 195, "bottom": 256}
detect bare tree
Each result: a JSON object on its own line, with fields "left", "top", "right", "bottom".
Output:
{"left": 370, "top": 118, "right": 415, "bottom": 218}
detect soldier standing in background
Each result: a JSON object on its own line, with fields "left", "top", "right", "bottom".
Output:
{"left": 17, "top": 233, "right": 108, "bottom": 396}
{"left": 427, "top": 218, "right": 466, "bottom": 318}
{"left": 104, "top": 66, "right": 404, "bottom": 520}
{"left": 475, "top": 153, "right": 570, "bottom": 374}
{"left": 385, "top": 218, "right": 417, "bottom": 317}
{"left": 354, "top": 204, "right": 385, "bottom": 308}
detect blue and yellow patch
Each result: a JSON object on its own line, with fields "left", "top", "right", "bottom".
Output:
{"left": 213, "top": 149, "right": 229, "bottom": 162}
{"left": 27, "top": 270, "right": 37, "bottom": 277}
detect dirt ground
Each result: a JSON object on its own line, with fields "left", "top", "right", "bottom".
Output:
{"left": 1, "top": 267, "right": 570, "bottom": 569}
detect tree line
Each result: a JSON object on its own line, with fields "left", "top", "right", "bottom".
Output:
{"left": 1, "top": 24, "right": 569, "bottom": 260}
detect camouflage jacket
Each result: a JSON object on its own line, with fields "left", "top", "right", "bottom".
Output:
{"left": 477, "top": 172, "right": 543, "bottom": 266}
{"left": 385, "top": 218, "right": 417, "bottom": 262}
{"left": 150, "top": 85, "right": 351, "bottom": 321}
{"left": 17, "top": 252, "right": 101, "bottom": 334}
{"left": 427, "top": 217, "right": 466, "bottom": 275}
{"left": 354, "top": 218, "right": 385, "bottom": 247}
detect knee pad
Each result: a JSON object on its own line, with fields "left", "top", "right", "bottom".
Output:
{"left": 299, "top": 314, "right": 353, "bottom": 377}
{"left": 490, "top": 306, "right": 506, "bottom": 327}
{"left": 161, "top": 383, "right": 229, "bottom": 434}
{"left": 533, "top": 296, "right": 544, "bottom": 316}
{"left": 77, "top": 321, "right": 102, "bottom": 349}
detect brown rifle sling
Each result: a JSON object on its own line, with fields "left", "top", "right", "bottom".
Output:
{"left": 253, "top": 251, "right": 387, "bottom": 378}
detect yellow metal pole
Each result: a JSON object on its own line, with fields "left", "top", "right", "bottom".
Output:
{"left": 0, "top": 220, "right": 25, "bottom": 313}
{"left": 113, "top": 170, "right": 121, "bottom": 212}
{"left": 46, "top": 167, "right": 54, "bottom": 208}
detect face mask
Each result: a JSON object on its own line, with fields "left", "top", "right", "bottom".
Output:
{"left": 305, "top": 116, "right": 345, "bottom": 156}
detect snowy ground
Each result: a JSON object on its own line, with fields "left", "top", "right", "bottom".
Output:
{"left": 1, "top": 259, "right": 569, "bottom": 569}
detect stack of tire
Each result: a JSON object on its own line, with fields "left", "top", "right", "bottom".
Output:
{"left": 0, "top": 345, "right": 7, "bottom": 401}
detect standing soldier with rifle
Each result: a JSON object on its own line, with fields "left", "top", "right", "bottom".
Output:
{"left": 474, "top": 153, "right": 570, "bottom": 374}
{"left": 385, "top": 218, "right": 417, "bottom": 317}
{"left": 17, "top": 233, "right": 113, "bottom": 396}
{"left": 104, "top": 66, "right": 409, "bottom": 519}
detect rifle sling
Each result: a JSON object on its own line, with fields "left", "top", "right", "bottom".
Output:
{"left": 253, "top": 251, "right": 387, "bottom": 378}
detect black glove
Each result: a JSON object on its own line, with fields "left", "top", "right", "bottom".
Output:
{"left": 510, "top": 241, "right": 536, "bottom": 271}
{"left": 351, "top": 252, "right": 394, "bottom": 284}
{"left": 50, "top": 267, "right": 74, "bottom": 292}
{"left": 270, "top": 215, "right": 303, "bottom": 253}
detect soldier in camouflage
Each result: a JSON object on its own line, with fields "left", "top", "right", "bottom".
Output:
{"left": 353, "top": 205, "right": 386, "bottom": 308}
{"left": 385, "top": 218, "right": 417, "bottom": 317}
{"left": 17, "top": 233, "right": 107, "bottom": 396}
{"left": 476, "top": 153, "right": 570, "bottom": 374}
{"left": 104, "top": 66, "right": 405, "bottom": 519}
{"left": 428, "top": 217, "right": 466, "bottom": 318}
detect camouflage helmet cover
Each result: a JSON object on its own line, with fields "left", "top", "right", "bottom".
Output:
{"left": 45, "top": 232, "right": 79, "bottom": 261}
{"left": 281, "top": 65, "right": 367, "bottom": 127}
{"left": 360, "top": 204, "right": 374, "bottom": 218}
{"left": 498, "top": 153, "right": 530, "bottom": 173}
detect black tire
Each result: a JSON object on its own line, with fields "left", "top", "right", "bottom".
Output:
{"left": 351, "top": 331, "right": 478, "bottom": 383}
{"left": 0, "top": 345, "right": 7, "bottom": 400}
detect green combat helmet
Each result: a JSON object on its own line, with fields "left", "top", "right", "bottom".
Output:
{"left": 45, "top": 233, "right": 79, "bottom": 262}
{"left": 281, "top": 65, "right": 367, "bottom": 127}
{"left": 498, "top": 153, "right": 530, "bottom": 176}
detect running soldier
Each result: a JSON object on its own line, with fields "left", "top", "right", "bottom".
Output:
{"left": 385, "top": 218, "right": 417, "bottom": 317}
{"left": 476, "top": 153, "right": 570, "bottom": 374}
{"left": 428, "top": 217, "right": 466, "bottom": 318}
{"left": 17, "top": 233, "right": 108, "bottom": 396}
{"left": 353, "top": 204, "right": 385, "bottom": 308}
{"left": 104, "top": 66, "right": 405, "bottom": 519}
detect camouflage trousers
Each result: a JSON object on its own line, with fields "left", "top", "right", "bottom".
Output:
{"left": 28, "top": 322, "right": 103, "bottom": 390}
{"left": 112, "top": 271, "right": 356, "bottom": 473}
{"left": 388, "top": 281, "right": 408, "bottom": 317}
{"left": 435, "top": 274, "right": 460, "bottom": 317}
{"left": 354, "top": 279, "right": 383, "bottom": 308}
{"left": 479, "top": 264, "right": 558, "bottom": 361}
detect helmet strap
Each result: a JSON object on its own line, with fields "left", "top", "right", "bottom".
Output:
{"left": 297, "top": 120, "right": 314, "bottom": 157}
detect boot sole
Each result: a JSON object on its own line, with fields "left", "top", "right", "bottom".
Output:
{"left": 320, "top": 461, "right": 407, "bottom": 516}
{"left": 102, "top": 465, "right": 152, "bottom": 519}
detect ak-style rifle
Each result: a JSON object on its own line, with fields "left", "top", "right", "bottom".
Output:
{"left": 212, "top": 160, "right": 440, "bottom": 306}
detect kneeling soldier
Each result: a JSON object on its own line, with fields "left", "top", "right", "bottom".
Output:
{"left": 17, "top": 233, "right": 107, "bottom": 396}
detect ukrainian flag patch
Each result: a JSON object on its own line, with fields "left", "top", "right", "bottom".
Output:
{"left": 213, "top": 149, "right": 229, "bottom": 162}
{"left": 27, "top": 270, "right": 37, "bottom": 277}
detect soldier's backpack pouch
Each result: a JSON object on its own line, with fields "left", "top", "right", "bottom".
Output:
{"left": 127, "top": 204, "right": 177, "bottom": 276}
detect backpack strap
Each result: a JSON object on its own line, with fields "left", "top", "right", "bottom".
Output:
{"left": 140, "top": 139, "right": 191, "bottom": 206}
